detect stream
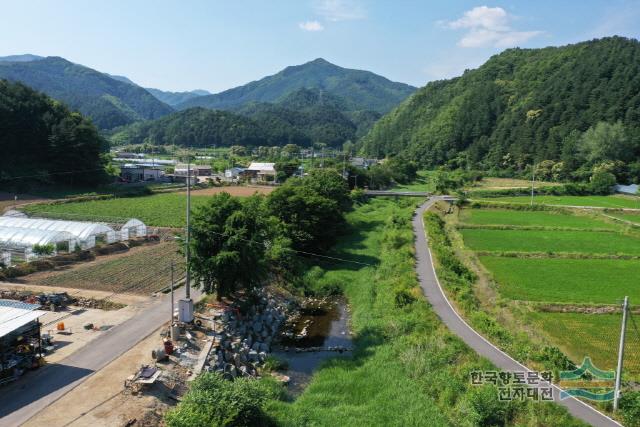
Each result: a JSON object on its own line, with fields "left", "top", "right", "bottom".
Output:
{"left": 274, "top": 298, "right": 352, "bottom": 394}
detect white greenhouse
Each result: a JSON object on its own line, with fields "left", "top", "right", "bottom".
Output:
{"left": 0, "top": 217, "right": 116, "bottom": 248}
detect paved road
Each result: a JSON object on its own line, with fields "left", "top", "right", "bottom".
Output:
{"left": 414, "top": 197, "right": 621, "bottom": 427}
{"left": 0, "top": 288, "right": 199, "bottom": 426}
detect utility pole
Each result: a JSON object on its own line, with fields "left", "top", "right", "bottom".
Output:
{"left": 614, "top": 296, "right": 629, "bottom": 411}
{"left": 170, "top": 261, "right": 175, "bottom": 341}
{"left": 530, "top": 164, "right": 536, "bottom": 206}
{"left": 179, "top": 153, "right": 194, "bottom": 323}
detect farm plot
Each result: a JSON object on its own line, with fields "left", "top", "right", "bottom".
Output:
{"left": 478, "top": 256, "right": 640, "bottom": 304}
{"left": 28, "top": 242, "right": 184, "bottom": 295}
{"left": 459, "top": 208, "right": 619, "bottom": 229}
{"left": 461, "top": 228, "right": 640, "bottom": 254}
{"left": 473, "top": 195, "right": 640, "bottom": 209}
{"left": 24, "top": 193, "right": 212, "bottom": 227}
{"left": 528, "top": 311, "right": 640, "bottom": 376}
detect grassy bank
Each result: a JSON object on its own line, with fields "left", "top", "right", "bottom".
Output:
{"left": 264, "top": 198, "right": 581, "bottom": 426}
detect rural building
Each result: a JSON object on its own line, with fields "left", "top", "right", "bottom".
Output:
{"left": 350, "top": 157, "right": 379, "bottom": 169}
{"left": 174, "top": 164, "right": 212, "bottom": 177}
{"left": 112, "top": 152, "right": 144, "bottom": 159}
{"left": 224, "top": 167, "right": 246, "bottom": 180}
{"left": 120, "top": 164, "right": 165, "bottom": 182}
{"left": 245, "top": 162, "right": 276, "bottom": 182}
{"left": 0, "top": 300, "right": 47, "bottom": 385}
{"left": 614, "top": 184, "right": 639, "bottom": 195}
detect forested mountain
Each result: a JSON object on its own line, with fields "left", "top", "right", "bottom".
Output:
{"left": 146, "top": 88, "right": 211, "bottom": 107}
{"left": 109, "top": 87, "right": 379, "bottom": 148}
{"left": 363, "top": 37, "right": 640, "bottom": 182}
{"left": 109, "top": 107, "right": 309, "bottom": 148}
{"left": 0, "top": 56, "right": 173, "bottom": 129}
{"left": 176, "top": 58, "right": 416, "bottom": 113}
{"left": 0, "top": 54, "right": 43, "bottom": 62}
{"left": 0, "top": 80, "right": 107, "bottom": 188}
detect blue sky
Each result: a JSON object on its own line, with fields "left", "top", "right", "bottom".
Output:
{"left": 1, "top": 0, "right": 639, "bottom": 92}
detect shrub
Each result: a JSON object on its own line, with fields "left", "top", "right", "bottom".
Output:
{"left": 165, "top": 373, "right": 279, "bottom": 427}
{"left": 33, "top": 243, "right": 55, "bottom": 256}
{"left": 620, "top": 391, "right": 640, "bottom": 427}
{"left": 262, "top": 355, "right": 289, "bottom": 372}
{"left": 394, "top": 288, "right": 417, "bottom": 308}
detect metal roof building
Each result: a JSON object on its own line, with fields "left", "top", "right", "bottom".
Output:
{"left": 0, "top": 300, "right": 46, "bottom": 339}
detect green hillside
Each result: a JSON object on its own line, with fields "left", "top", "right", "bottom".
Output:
{"left": 110, "top": 88, "right": 377, "bottom": 148}
{"left": 0, "top": 56, "right": 174, "bottom": 129}
{"left": 0, "top": 79, "right": 108, "bottom": 188}
{"left": 176, "top": 58, "right": 415, "bottom": 113}
{"left": 363, "top": 37, "right": 640, "bottom": 181}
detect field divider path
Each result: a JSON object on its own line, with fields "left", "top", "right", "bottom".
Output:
{"left": 414, "top": 197, "right": 621, "bottom": 427}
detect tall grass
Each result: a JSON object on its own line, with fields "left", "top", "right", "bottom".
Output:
{"left": 264, "top": 199, "right": 582, "bottom": 426}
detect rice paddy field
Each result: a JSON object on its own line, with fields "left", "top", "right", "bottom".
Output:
{"left": 457, "top": 206, "right": 640, "bottom": 376}
{"left": 478, "top": 256, "right": 640, "bottom": 304}
{"left": 473, "top": 194, "right": 640, "bottom": 209}
{"left": 461, "top": 229, "right": 640, "bottom": 255}
{"left": 458, "top": 208, "right": 620, "bottom": 229}
{"left": 528, "top": 312, "right": 640, "bottom": 376}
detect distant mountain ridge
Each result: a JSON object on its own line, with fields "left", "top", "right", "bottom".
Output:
{"left": 0, "top": 56, "right": 173, "bottom": 129}
{"left": 0, "top": 54, "right": 43, "bottom": 62}
{"left": 145, "top": 88, "right": 212, "bottom": 106}
{"left": 176, "top": 58, "right": 416, "bottom": 113}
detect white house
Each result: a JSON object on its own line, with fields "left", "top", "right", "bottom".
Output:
{"left": 246, "top": 162, "right": 276, "bottom": 182}
{"left": 120, "top": 164, "right": 164, "bottom": 182}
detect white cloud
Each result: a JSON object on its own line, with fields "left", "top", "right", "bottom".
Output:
{"left": 443, "top": 6, "right": 543, "bottom": 48}
{"left": 314, "top": 0, "right": 365, "bottom": 22}
{"left": 299, "top": 20, "right": 325, "bottom": 32}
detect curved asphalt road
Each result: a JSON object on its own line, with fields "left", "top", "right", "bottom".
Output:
{"left": 414, "top": 197, "right": 621, "bottom": 427}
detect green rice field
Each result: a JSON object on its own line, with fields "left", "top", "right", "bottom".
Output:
{"left": 528, "top": 311, "right": 640, "bottom": 376}
{"left": 474, "top": 195, "right": 640, "bottom": 209}
{"left": 459, "top": 208, "right": 619, "bottom": 229}
{"left": 461, "top": 228, "right": 640, "bottom": 255}
{"left": 479, "top": 256, "right": 640, "bottom": 304}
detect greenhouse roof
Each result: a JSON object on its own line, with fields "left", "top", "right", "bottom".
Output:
{"left": 0, "top": 226, "right": 76, "bottom": 248}
{"left": 0, "top": 217, "right": 114, "bottom": 241}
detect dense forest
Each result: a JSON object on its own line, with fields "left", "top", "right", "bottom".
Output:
{"left": 0, "top": 56, "right": 173, "bottom": 129}
{"left": 0, "top": 80, "right": 108, "bottom": 188}
{"left": 363, "top": 37, "right": 640, "bottom": 183}
{"left": 176, "top": 58, "right": 416, "bottom": 113}
{"left": 109, "top": 88, "right": 377, "bottom": 148}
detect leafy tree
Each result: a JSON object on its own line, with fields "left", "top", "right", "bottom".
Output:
{"left": 267, "top": 180, "right": 345, "bottom": 253}
{"left": 189, "top": 193, "right": 279, "bottom": 298}
{"left": 579, "top": 121, "right": 632, "bottom": 165}
{"left": 589, "top": 170, "right": 616, "bottom": 194}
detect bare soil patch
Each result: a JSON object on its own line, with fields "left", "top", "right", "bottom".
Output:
{"left": 189, "top": 185, "right": 274, "bottom": 197}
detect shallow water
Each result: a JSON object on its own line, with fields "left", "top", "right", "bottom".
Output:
{"left": 274, "top": 299, "right": 352, "bottom": 394}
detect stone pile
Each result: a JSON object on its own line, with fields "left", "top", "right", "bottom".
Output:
{"left": 206, "top": 290, "right": 291, "bottom": 379}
